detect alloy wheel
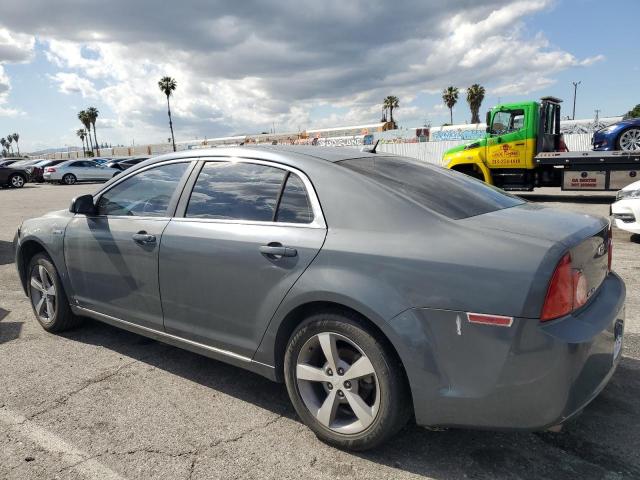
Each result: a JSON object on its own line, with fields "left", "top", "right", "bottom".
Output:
{"left": 63, "top": 174, "right": 76, "bottom": 185}
{"left": 10, "top": 175, "right": 24, "bottom": 187}
{"left": 619, "top": 129, "right": 640, "bottom": 151}
{"left": 29, "top": 265, "right": 57, "bottom": 323}
{"left": 295, "top": 332, "right": 380, "bottom": 434}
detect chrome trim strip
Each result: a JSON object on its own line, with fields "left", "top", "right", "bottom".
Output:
{"left": 75, "top": 306, "right": 252, "bottom": 363}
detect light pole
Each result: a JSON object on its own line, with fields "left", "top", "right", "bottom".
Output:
{"left": 572, "top": 81, "right": 581, "bottom": 120}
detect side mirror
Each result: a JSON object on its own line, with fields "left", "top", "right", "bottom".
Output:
{"left": 70, "top": 194, "right": 96, "bottom": 215}
{"left": 485, "top": 111, "right": 491, "bottom": 133}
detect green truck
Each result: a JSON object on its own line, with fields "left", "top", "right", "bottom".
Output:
{"left": 443, "top": 97, "right": 640, "bottom": 191}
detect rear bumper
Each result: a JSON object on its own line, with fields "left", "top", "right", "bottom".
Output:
{"left": 388, "top": 272, "right": 625, "bottom": 429}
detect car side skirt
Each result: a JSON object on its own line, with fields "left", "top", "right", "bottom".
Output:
{"left": 72, "top": 306, "right": 278, "bottom": 381}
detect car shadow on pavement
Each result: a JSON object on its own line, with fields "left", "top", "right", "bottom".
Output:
{"left": 630, "top": 234, "right": 640, "bottom": 244}
{"left": 0, "top": 240, "right": 14, "bottom": 265}
{"left": 0, "top": 315, "right": 23, "bottom": 344}
{"left": 518, "top": 193, "right": 615, "bottom": 204}
{"left": 61, "top": 319, "right": 640, "bottom": 480}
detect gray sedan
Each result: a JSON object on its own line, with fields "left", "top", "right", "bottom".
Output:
{"left": 14, "top": 146, "right": 625, "bottom": 450}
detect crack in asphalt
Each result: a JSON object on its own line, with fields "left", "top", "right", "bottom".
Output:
{"left": 27, "top": 359, "right": 140, "bottom": 421}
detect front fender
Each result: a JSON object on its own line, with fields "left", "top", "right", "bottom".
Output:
{"left": 445, "top": 149, "right": 493, "bottom": 184}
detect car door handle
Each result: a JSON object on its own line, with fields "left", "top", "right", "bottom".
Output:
{"left": 259, "top": 244, "right": 297, "bottom": 258}
{"left": 515, "top": 142, "right": 525, "bottom": 146}
{"left": 132, "top": 232, "right": 156, "bottom": 244}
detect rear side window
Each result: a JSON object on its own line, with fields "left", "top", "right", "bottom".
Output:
{"left": 340, "top": 157, "right": 524, "bottom": 220}
{"left": 97, "top": 162, "right": 188, "bottom": 216}
{"left": 276, "top": 173, "right": 314, "bottom": 224}
{"left": 186, "top": 162, "right": 285, "bottom": 221}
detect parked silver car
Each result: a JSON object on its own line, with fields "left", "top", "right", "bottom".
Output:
{"left": 14, "top": 146, "right": 625, "bottom": 450}
{"left": 42, "top": 159, "right": 120, "bottom": 185}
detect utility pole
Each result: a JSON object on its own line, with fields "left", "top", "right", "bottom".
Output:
{"left": 594, "top": 109, "right": 601, "bottom": 123}
{"left": 571, "top": 81, "right": 581, "bottom": 120}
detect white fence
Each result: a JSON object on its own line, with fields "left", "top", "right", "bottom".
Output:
{"left": 377, "top": 133, "right": 594, "bottom": 165}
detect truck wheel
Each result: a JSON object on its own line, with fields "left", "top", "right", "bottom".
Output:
{"left": 617, "top": 128, "right": 640, "bottom": 151}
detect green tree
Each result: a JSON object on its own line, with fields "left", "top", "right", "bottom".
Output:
{"left": 442, "top": 86, "right": 459, "bottom": 125}
{"left": 86, "top": 106, "right": 100, "bottom": 156}
{"left": 5, "top": 135, "right": 13, "bottom": 155}
{"left": 623, "top": 104, "right": 640, "bottom": 119}
{"left": 11, "top": 133, "right": 20, "bottom": 156}
{"left": 77, "top": 128, "right": 88, "bottom": 154}
{"left": 383, "top": 95, "right": 400, "bottom": 126}
{"left": 158, "top": 76, "right": 177, "bottom": 152}
{"left": 466, "top": 84, "right": 486, "bottom": 124}
{"left": 78, "top": 110, "right": 94, "bottom": 153}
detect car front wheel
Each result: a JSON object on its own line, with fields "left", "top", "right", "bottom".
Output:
{"left": 617, "top": 128, "right": 640, "bottom": 151}
{"left": 284, "top": 312, "right": 411, "bottom": 450}
{"left": 28, "top": 253, "right": 81, "bottom": 332}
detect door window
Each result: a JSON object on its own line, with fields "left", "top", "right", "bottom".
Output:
{"left": 96, "top": 162, "right": 189, "bottom": 217}
{"left": 491, "top": 109, "right": 524, "bottom": 135}
{"left": 276, "top": 173, "right": 314, "bottom": 224}
{"left": 186, "top": 162, "right": 286, "bottom": 221}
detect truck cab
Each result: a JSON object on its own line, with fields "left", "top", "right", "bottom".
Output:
{"left": 444, "top": 98, "right": 563, "bottom": 190}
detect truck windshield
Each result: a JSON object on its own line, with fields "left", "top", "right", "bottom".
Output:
{"left": 491, "top": 109, "right": 524, "bottom": 135}
{"left": 339, "top": 156, "right": 524, "bottom": 220}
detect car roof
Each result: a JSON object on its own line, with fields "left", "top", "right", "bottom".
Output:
{"left": 143, "top": 145, "right": 382, "bottom": 171}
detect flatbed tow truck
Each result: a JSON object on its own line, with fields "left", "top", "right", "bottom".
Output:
{"left": 443, "top": 97, "right": 640, "bottom": 191}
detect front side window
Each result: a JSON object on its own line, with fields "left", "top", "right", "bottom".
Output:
{"left": 96, "top": 162, "right": 189, "bottom": 216}
{"left": 186, "top": 162, "right": 285, "bottom": 221}
{"left": 491, "top": 109, "right": 525, "bottom": 135}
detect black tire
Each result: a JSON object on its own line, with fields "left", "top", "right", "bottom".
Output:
{"left": 284, "top": 311, "right": 411, "bottom": 451}
{"left": 27, "top": 253, "right": 82, "bottom": 332}
{"left": 8, "top": 173, "right": 26, "bottom": 188}
{"left": 62, "top": 173, "right": 77, "bottom": 185}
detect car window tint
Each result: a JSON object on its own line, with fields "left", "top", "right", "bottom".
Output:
{"left": 340, "top": 157, "right": 524, "bottom": 220}
{"left": 186, "top": 162, "right": 285, "bottom": 221}
{"left": 70, "top": 161, "right": 83, "bottom": 167}
{"left": 96, "top": 162, "right": 188, "bottom": 217}
{"left": 276, "top": 173, "right": 314, "bottom": 224}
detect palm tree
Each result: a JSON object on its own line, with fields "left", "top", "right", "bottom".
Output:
{"left": 0, "top": 138, "right": 6, "bottom": 156}
{"left": 442, "top": 86, "right": 459, "bottom": 125}
{"left": 6, "top": 135, "right": 13, "bottom": 155}
{"left": 383, "top": 96, "right": 400, "bottom": 126}
{"left": 466, "top": 84, "right": 486, "bottom": 124}
{"left": 78, "top": 110, "right": 94, "bottom": 154}
{"left": 158, "top": 76, "right": 177, "bottom": 151}
{"left": 11, "top": 133, "right": 20, "bottom": 156}
{"left": 76, "top": 128, "right": 88, "bottom": 154}
{"left": 86, "top": 107, "right": 100, "bottom": 156}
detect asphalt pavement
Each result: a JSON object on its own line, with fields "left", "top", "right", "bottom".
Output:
{"left": 1, "top": 183, "right": 639, "bottom": 480}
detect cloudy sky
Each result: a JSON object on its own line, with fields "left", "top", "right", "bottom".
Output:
{"left": 0, "top": 0, "right": 636, "bottom": 152}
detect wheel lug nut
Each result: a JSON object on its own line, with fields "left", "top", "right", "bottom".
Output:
{"left": 327, "top": 383, "right": 333, "bottom": 390}
{"left": 344, "top": 381, "right": 351, "bottom": 389}
{"left": 326, "top": 368, "right": 333, "bottom": 376}
{"left": 337, "top": 368, "right": 344, "bottom": 375}
{"left": 337, "top": 390, "right": 344, "bottom": 397}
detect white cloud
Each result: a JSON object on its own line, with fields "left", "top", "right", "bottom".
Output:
{"left": 49, "top": 72, "right": 97, "bottom": 97}
{"left": 0, "top": 0, "right": 605, "bottom": 144}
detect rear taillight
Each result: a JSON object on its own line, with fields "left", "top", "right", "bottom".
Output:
{"left": 541, "top": 253, "right": 573, "bottom": 321}
{"left": 45, "top": 167, "right": 56, "bottom": 172}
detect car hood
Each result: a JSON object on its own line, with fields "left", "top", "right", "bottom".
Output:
{"left": 620, "top": 179, "right": 640, "bottom": 192}
{"left": 460, "top": 202, "right": 608, "bottom": 246}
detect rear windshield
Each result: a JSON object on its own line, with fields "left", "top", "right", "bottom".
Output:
{"left": 340, "top": 156, "right": 524, "bottom": 220}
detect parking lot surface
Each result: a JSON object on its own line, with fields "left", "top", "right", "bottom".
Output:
{"left": 1, "top": 183, "right": 639, "bottom": 480}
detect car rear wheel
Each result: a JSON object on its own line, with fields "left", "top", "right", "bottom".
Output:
{"left": 617, "top": 128, "right": 640, "bottom": 151}
{"left": 9, "top": 173, "right": 25, "bottom": 188}
{"left": 284, "top": 312, "right": 411, "bottom": 450}
{"left": 27, "top": 253, "right": 81, "bottom": 332}
{"left": 62, "top": 173, "right": 77, "bottom": 185}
